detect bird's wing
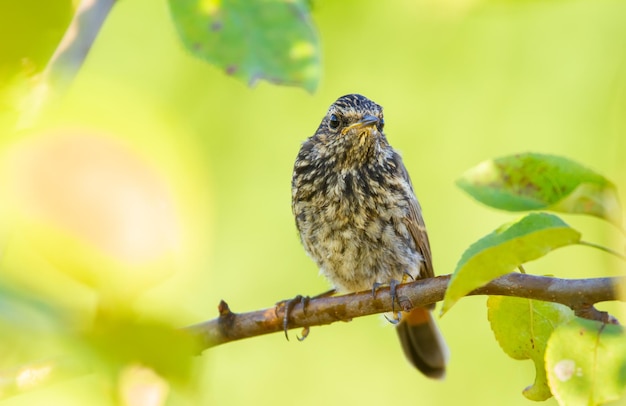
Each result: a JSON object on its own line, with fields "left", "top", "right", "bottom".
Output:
{"left": 394, "top": 152, "right": 434, "bottom": 280}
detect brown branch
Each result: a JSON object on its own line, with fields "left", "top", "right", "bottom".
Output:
{"left": 184, "top": 273, "right": 625, "bottom": 351}
{"left": 0, "top": 273, "right": 621, "bottom": 399}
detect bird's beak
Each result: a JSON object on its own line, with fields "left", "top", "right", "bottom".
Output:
{"left": 341, "top": 114, "right": 380, "bottom": 135}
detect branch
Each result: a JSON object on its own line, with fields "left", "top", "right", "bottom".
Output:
{"left": 45, "top": 0, "right": 116, "bottom": 91}
{"left": 17, "top": 0, "right": 117, "bottom": 128}
{"left": 1, "top": 273, "right": 621, "bottom": 399}
{"left": 184, "top": 273, "right": 625, "bottom": 351}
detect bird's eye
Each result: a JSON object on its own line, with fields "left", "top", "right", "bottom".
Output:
{"left": 378, "top": 117, "right": 385, "bottom": 132}
{"left": 329, "top": 114, "right": 341, "bottom": 130}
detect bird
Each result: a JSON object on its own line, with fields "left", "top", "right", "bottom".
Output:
{"left": 291, "top": 93, "right": 448, "bottom": 378}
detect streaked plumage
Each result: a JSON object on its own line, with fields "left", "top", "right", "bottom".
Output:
{"left": 291, "top": 94, "right": 447, "bottom": 378}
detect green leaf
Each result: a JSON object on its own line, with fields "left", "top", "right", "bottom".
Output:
{"left": 167, "top": 0, "right": 321, "bottom": 92}
{"left": 441, "top": 213, "right": 581, "bottom": 314}
{"left": 487, "top": 296, "right": 575, "bottom": 401}
{"left": 545, "top": 318, "right": 626, "bottom": 406}
{"left": 457, "top": 153, "right": 622, "bottom": 226}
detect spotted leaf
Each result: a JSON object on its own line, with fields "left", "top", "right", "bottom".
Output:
{"left": 168, "top": 0, "right": 321, "bottom": 92}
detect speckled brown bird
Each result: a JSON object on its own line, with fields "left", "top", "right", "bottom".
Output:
{"left": 291, "top": 94, "right": 448, "bottom": 378}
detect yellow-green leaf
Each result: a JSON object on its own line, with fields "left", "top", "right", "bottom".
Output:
{"left": 546, "top": 318, "right": 626, "bottom": 406}
{"left": 441, "top": 213, "right": 580, "bottom": 315}
{"left": 488, "top": 296, "right": 575, "bottom": 401}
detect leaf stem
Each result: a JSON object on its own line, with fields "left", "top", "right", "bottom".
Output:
{"left": 579, "top": 241, "right": 626, "bottom": 261}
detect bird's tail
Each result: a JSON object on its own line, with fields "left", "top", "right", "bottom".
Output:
{"left": 396, "top": 307, "right": 448, "bottom": 379}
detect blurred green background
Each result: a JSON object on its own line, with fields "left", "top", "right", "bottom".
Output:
{"left": 2, "top": 0, "right": 626, "bottom": 404}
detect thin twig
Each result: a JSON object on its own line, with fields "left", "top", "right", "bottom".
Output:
{"left": 184, "top": 274, "right": 625, "bottom": 351}
{"left": 17, "top": 0, "right": 117, "bottom": 128}
{"left": 45, "top": 0, "right": 116, "bottom": 91}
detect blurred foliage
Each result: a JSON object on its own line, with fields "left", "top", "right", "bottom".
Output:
{"left": 0, "top": 1, "right": 73, "bottom": 131}
{"left": 0, "top": 0, "right": 73, "bottom": 84}
{"left": 0, "top": 0, "right": 625, "bottom": 405}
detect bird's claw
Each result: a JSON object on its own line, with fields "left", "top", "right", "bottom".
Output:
{"left": 277, "top": 295, "right": 313, "bottom": 341}
{"left": 277, "top": 289, "right": 335, "bottom": 341}
{"left": 384, "top": 312, "right": 401, "bottom": 325}
{"left": 297, "top": 326, "right": 311, "bottom": 341}
{"left": 371, "top": 279, "right": 403, "bottom": 324}
{"left": 277, "top": 295, "right": 305, "bottom": 341}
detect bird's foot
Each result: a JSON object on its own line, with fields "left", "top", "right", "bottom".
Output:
{"left": 371, "top": 280, "right": 403, "bottom": 324}
{"left": 389, "top": 279, "right": 402, "bottom": 323}
{"left": 275, "top": 295, "right": 309, "bottom": 341}
{"left": 276, "top": 289, "right": 335, "bottom": 341}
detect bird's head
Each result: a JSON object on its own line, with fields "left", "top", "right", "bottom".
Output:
{"left": 320, "top": 94, "right": 384, "bottom": 137}
{"left": 314, "top": 94, "right": 387, "bottom": 164}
